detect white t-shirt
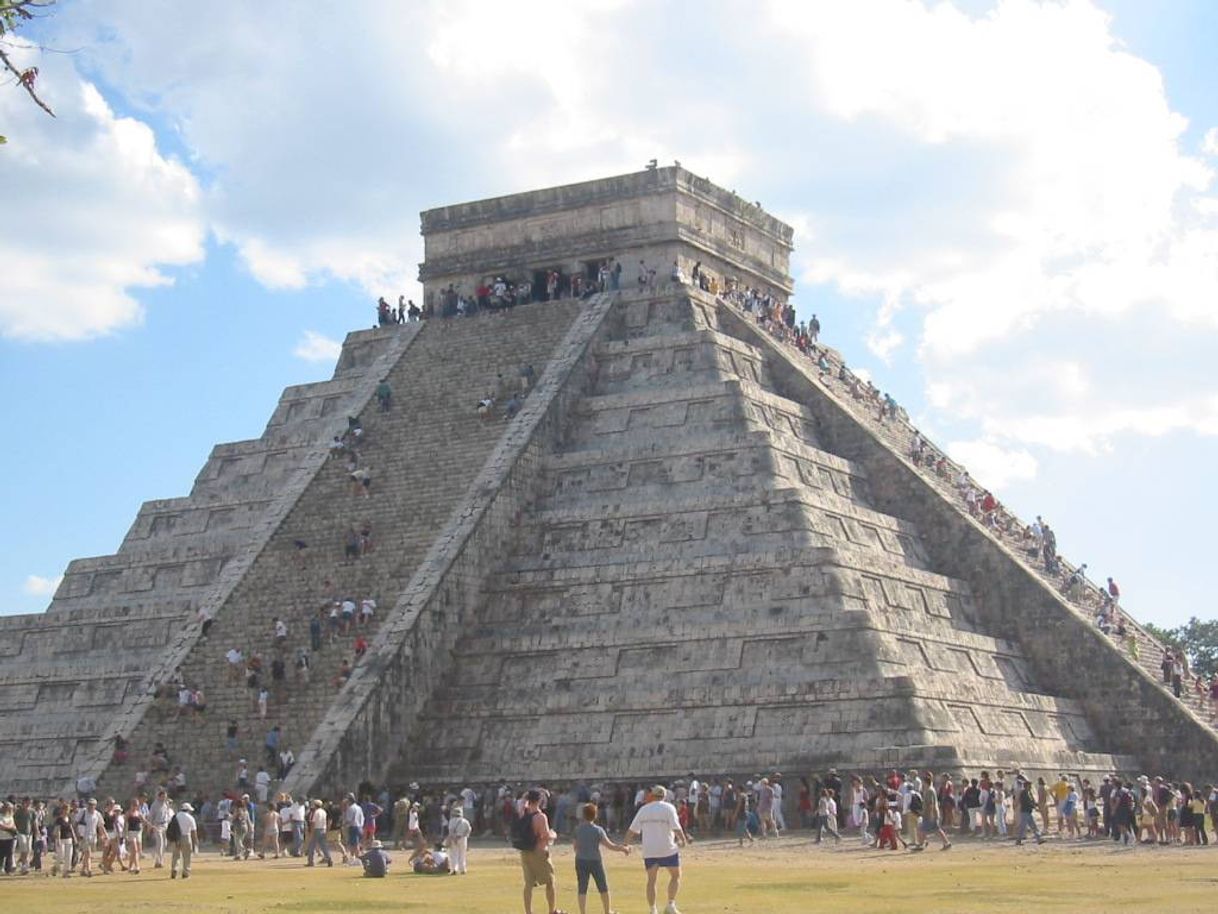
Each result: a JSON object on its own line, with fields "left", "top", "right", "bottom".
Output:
{"left": 79, "top": 808, "right": 103, "bottom": 838}
{"left": 174, "top": 811, "right": 197, "bottom": 840}
{"left": 629, "top": 801, "right": 681, "bottom": 858}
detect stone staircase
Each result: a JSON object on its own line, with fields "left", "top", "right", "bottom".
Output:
{"left": 397, "top": 289, "right": 1137, "bottom": 785}
{"left": 0, "top": 326, "right": 419, "bottom": 798}
{"left": 712, "top": 289, "right": 1218, "bottom": 779}
{"left": 91, "top": 301, "right": 585, "bottom": 801}
{"left": 718, "top": 293, "right": 1218, "bottom": 735}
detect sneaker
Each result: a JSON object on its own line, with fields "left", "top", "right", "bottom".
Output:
{"left": 170, "top": 871, "right": 177, "bottom": 879}
{"left": 649, "top": 907, "right": 659, "bottom": 914}
{"left": 182, "top": 873, "right": 190, "bottom": 879}
{"left": 665, "top": 904, "right": 682, "bottom": 914}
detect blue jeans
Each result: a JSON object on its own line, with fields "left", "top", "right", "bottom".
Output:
{"left": 305, "top": 830, "right": 331, "bottom": 864}
{"left": 1016, "top": 812, "right": 1041, "bottom": 841}
{"left": 575, "top": 858, "right": 608, "bottom": 895}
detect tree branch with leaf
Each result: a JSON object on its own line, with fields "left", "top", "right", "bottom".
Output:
{"left": 1, "top": 0, "right": 57, "bottom": 144}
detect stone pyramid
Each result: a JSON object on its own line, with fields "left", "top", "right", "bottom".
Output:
{"left": 4, "top": 167, "right": 1214, "bottom": 803}
{"left": 394, "top": 288, "right": 1138, "bottom": 783}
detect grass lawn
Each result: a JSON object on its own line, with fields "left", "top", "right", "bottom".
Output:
{"left": 3, "top": 835, "right": 1217, "bottom": 913}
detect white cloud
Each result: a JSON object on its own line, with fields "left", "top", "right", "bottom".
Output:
{"left": 23, "top": 574, "right": 63, "bottom": 598}
{"left": 12, "top": 0, "right": 1216, "bottom": 476}
{"left": 772, "top": 0, "right": 1217, "bottom": 358}
{"left": 293, "top": 330, "right": 343, "bottom": 363}
{"left": 991, "top": 394, "right": 1218, "bottom": 455}
{"left": 945, "top": 438, "right": 1038, "bottom": 490}
{"left": 758, "top": 0, "right": 1218, "bottom": 475}
{"left": 0, "top": 46, "right": 204, "bottom": 341}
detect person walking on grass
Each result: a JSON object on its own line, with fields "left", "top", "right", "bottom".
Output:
{"left": 574, "top": 802, "right": 630, "bottom": 914}
{"left": 169, "top": 802, "right": 198, "bottom": 879}
{"left": 512, "top": 789, "right": 561, "bottom": 914}
{"left": 304, "top": 799, "right": 333, "bottom": 867}
{"left": 1016, "top": 782, "right": 1046, "bottom": 845}
{"left": 627, "top": 786, "right": 689, "bottom": 914}
{"left": 916, "top": 774, "right": 952, "bottom": 851}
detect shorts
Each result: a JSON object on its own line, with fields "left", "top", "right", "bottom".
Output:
{"left": 920, "top": 819, "right": 939, "bottom": 832}
{"left": 575, "top": 858, "right": 608, "bottom": 894}
{"left": 15, "top": 834, "right": 31, "bottom": 854}
{"left": 347, "top": 826, "right": 362, "bottom": 847}
{"left": 644, "top": 853, "right": 680, "bottom": 869}
{"left": 520, "top": 848, "right": 554, "bottom": 887}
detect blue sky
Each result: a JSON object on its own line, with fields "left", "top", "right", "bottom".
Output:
{"left": 1, "top": 0, "right": 1216, "bottom": 629}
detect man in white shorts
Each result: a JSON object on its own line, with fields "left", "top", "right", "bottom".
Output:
{"left": 77, "top": 797, "right": 105, "bottom": 876}
{"left": 627, "top": 786, "right": 688, "bottom": 914}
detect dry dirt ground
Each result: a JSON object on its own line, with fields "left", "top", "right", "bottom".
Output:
{"left": 3, "top": 834, "right": 1216, "bottom": 913}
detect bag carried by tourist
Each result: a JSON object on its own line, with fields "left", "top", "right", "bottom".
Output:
{"left": 510, "top": 811, "right": 538, "bottom": 851}
{"left": 166, "top": 815, "right": 181, "bottom": 842}
{"left": 908, "top": 792, "right": 924, "bottom": 815}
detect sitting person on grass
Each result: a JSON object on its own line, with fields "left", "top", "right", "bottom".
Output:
{"left": 360, "top": 839, "right": 391, "bottom": 877}
{"left": 412, "top": 846, "right": 452, "bottom": 874}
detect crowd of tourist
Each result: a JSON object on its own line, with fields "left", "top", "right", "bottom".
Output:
{"left": 4, "top": 763, "right": 1215, "bottom": 914}
{"left": 372, "top": 256, "right": 623, "bottom": 329}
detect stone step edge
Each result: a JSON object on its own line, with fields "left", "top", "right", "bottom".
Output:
{"left": 66, "top": 323, "right": 428, "bottom": 798}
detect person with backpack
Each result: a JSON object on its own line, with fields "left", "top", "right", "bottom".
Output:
{"left": 168, "top": 802, "right": 198, "bottom": 879}
{"left": 512, "top": 789, "right": 561, "bottom": 914}
{"left": 1015, "top": 782, "right": 1045, "bottom": 845}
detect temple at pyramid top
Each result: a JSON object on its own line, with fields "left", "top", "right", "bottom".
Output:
{"left": 418, "top": 166, "right": 795, "bottom": 305}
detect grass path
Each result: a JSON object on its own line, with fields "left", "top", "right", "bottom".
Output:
{"left": 3, "top": 836, "right": 1216, "bottom": 913}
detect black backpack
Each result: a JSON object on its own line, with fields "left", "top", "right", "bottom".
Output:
{"left": 908, "top": 792, "right": 924, "bottom": 815}
{"left": 166, "top": 815, "right": 181, "bottom": 842}
{"left": 510, "top": 811, "right": 538, "bottom": 851}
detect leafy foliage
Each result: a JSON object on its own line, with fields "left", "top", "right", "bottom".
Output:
{"left": 1146, "top": 617, "right": 1218, "bottom": 680}
{"left": 1173, "top": 617, "right": 1218, "bottom": 680}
